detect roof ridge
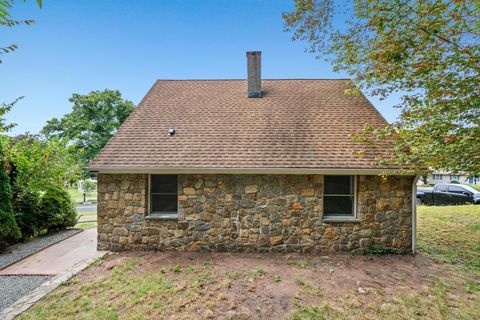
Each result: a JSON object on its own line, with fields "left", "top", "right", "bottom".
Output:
{"left": 154, "top": 78, "right": 352, "bottom": 81}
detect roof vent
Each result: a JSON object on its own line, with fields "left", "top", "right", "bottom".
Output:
{"left": 168, "top": 128, "right": 175, "bottom": 136}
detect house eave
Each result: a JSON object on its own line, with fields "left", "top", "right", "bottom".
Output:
{"left": 89, "top": 166, "right": 419, "bottom": 176}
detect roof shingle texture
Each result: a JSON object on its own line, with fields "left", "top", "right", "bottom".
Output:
{"left": 89, "top": 79, "right": 391, "bottom": 170}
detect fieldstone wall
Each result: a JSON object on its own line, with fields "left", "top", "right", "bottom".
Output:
{"left": 97, "top": 174, "right": 414, "bottom": 253}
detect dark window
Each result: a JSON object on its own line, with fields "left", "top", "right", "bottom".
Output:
{"left": 436, "top": 185, "right": 447, "bottom": 192}
{"left": 448, "top": 186, "right": 466, "bottom": 194}
{"left": 150, "top": 175, "right": 178, "bottom": 214}
{"left": 323, "top": 176, "right": 355, "bottom": 217}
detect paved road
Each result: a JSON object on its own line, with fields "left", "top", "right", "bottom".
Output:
{"left": 76, "top": 204, "right": 97, "bottom": 213}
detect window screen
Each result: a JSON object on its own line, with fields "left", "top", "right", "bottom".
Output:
{"left": 150, "top": 175, "right": 178, "bottom": 214}
{"left": 323, "top": 176, "right": 355, "bottom": 217}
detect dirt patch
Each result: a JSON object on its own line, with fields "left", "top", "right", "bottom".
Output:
{"left": 19, "top": 206, "right": 480, "bottom": 319}
{"left": 68, "top": 252, "right": 447, "bottom": 319}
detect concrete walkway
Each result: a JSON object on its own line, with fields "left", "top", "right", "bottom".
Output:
{"left": 0, "top": 228, "right": 103, "bottom": 275}
{"left": 0, "top": 227, "right": 108, "bottom": 319}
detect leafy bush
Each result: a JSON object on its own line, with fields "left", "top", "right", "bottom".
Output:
{"left": 39, "top": 185, "right": 76, "bottom": 231}
{"left": 9, "top": 136, "right": 80, "bottom": 193}
{"left": 0, "top": 158, "right": 21, "bottom": 249}
{"left": 1, "top": 107, "right": 80, "bottom": 247}
{"left": 13, "top": 189, "right": 42, "bottom": 240}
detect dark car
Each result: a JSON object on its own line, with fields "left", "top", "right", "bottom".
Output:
{"left": 417, "top": 184, "right": 480, "bottom": 205}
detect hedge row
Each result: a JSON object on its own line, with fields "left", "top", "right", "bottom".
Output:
{"left": 0, "top": 161, "right": 76, "bottom": 250}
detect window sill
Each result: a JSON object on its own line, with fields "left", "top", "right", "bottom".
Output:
{"left": 323, "top": 217, "right": 361, "bottom": 223}
{"left": 145, "top": 213, "right": 178, "bottom": 221}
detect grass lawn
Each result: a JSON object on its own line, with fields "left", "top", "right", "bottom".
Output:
{"left": 75, "top": 212, "right": 97, "bottom": 230}
{"left": 469, "top": 184, "right": 480, "bottom": 192}
{"left": 19, "top": 205, "right": 480, "bottom": 320}
{"left": 68, "top": 187, "right": 97, "bottom": 204}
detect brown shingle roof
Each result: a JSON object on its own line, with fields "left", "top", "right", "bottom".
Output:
{"left": 89, "top": 79, "right": 393, "bottom": 172}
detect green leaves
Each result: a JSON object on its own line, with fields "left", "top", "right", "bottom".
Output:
{"left": 42, "top": 90, "right": 135, "bottom": 174}
{"left": 9, "top": 135, "right": 81, "bottom": 193}
{"left": 0, "top": 139, "right": 21, "bottom": 247}
{"left": 0, "top": 0, "right": 42, "bottom": 63}
{"left": 284, "top": 0, "right": 480, "bottom": 176}
{"left": 0, "top": 97, "right": 22, "bottom": 133}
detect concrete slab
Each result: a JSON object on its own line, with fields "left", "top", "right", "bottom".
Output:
{"left": 0, "top": 252, "right": 108, "bottom": 320}
{"left": 0, "top": 228, "right": 103, "bottom": 275}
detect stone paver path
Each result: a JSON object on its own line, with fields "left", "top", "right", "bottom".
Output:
{"left": 0, "top": 228, "right": 102, "bottom": 275}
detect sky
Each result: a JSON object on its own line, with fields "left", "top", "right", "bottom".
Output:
{"left": 1, "top": 0, "right": 402, "bottom": 135}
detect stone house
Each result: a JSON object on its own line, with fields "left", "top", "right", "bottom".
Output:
{"left": 89, "top": 52, "right": 419, "bottom": 253}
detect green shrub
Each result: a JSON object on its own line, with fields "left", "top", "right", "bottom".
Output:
{"left": 39, "top": 185, "right": 76, "bottom": 231}
{"left": 0, "top": 159, "right": 21, "bottom": 249}
{"left": 13, "top": 189, "right": 42, "bottom": 240}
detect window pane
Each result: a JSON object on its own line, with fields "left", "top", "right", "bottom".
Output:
{"left": 324, "top": 176, "right": 353, "bottom": 195}
{"left": 437, "top": 185, "right": 447, "bottom": 192}
{"left": 324, "top": 196, "right": 354, "bottom": 216}
{"left": 151, "top": 175, "right": 177, "bottom": 193}
{"left": 151, "top": 194, "right": 177, "bottom": 213}
{"left": 449, "top": 186, "right": 465, "bottom": 194}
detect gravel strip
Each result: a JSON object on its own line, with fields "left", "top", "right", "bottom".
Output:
{"left": 0, "top": 275, "right": 52, "bottom": 312}
{"left": 0, "top": 229, "right": 82, "bottom": 270}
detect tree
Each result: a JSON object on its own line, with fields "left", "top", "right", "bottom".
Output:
{"left": 42, "top": 90, "right": 135, "bottom": 171}
{"left": 284, "top": 0, "right": 480, "bottom": 176}
{"left": 0, "top": 140, "right": 21, "bottom": 248}
{"left": 0, "top": 98, "right": 21, "bottom": 133}
{"left": 9, "top": 134, "right": 81, "bottom": 193}
{"left": 82, "top": 179, "right": 96, "bottom": 195}
{"left": 1, "top": 0, "right": 42, "bottom": 63}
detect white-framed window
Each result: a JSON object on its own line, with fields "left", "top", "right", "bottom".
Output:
{"left": 449, "top": 175, "right": 460, "bottom": 181}
{"left": 323, "top": 175, "right": 356, "bottom": 219}
{"left": 432, "top": 174, "right": 443, "bottom": 180}
{"left": 148, "top": 174, "right": 178, "bottom": 218}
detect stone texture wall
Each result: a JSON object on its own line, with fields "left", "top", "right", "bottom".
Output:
{"left": 97, "top": 174, "right": 414, "bottom": 253}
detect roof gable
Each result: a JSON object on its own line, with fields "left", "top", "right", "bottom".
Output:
{"left": 89, "top": 79, "right": 391, "bottom": 172}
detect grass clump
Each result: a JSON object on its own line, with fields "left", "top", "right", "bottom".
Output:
{"left": 171, "top": 264, "right": 182, "bottom": 273}
{"left": 289, "top": 306, "right": 326, "bottom": 320}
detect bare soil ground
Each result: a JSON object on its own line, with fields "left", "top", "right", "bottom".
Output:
{"left": 93, "top": 252, "right": 437, "bottom": 316}
{"left": 18, "top": 251, "right": 477, "bottom": 320}
{"left": 19, "top": 205, "right": 480, "bottom": 319}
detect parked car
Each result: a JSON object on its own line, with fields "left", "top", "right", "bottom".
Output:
{"left": 417, "top": 184, "right": 480, "bottom": 205}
